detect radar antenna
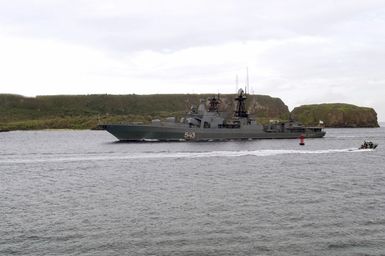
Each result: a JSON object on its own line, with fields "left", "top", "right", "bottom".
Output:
{"left": 207, "top": 95, "right": 221, "bottom": 112}
{"left": 234, "top": 88, "right": 248, "bottom": 118}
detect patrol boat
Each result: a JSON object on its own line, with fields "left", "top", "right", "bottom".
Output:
{"left": 101, "top": 89, "right": 326, "bottom": 141}
{"left": 359, "top": 141, "right": 378, "bottom": 149}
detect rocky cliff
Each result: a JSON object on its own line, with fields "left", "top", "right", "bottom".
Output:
{"left": 291, "top": 103, "right": 379, "bottom": 128}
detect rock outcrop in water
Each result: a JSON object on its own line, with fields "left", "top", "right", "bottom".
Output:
{"left": 291, "top": 103, "right": 379, "bottom": 128}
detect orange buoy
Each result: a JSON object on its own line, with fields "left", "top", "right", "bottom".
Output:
{"left": 299, "top": 134, "right": 305, "bottom": 146}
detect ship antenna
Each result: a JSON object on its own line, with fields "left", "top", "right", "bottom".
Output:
{"left": 246, "top": 67, "right": 249, "bottom": 95}
{"left": 235, "top": 74, "right": 239, "bottom": 92}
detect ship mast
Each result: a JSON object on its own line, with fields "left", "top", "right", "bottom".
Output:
{"left": 234, "top": 88, "right": 248, "bottom": 118}
{"left": 207, "top": 95, "right": 221, "bottom": 112}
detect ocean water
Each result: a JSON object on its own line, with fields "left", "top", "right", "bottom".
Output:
{"left": 1, "top": 128, "right": 385, "bottom": 256}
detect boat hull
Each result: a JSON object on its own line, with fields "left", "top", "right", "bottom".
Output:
{"left": 102, "top": 124, "right": 326, "bottom": 141}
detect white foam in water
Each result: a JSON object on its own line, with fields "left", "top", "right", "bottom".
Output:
{"left": 0, "top": 148, "right": 372, "bottom": 164}
{"left": 162, "top": 148, "right": 366, "bottom": 158}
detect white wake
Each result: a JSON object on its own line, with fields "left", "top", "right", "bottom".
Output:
{"left": 1, "top": 148, "right": 373, "bottom": 164}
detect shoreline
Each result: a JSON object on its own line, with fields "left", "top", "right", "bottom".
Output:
{"left": 1, "top": 126, "right": 383, "bottom": 133}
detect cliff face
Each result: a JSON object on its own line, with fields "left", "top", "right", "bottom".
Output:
{"left": 291, "top": 103, "right": 379, "bottom": 128}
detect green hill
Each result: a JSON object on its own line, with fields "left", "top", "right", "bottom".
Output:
{"left": 1, "top": 94, "right": 379, "bottom": 130}
{"left": 0, "top": 94, "right": 289, "bottom": 130}
{"left": 291, "top": 103, "right": 379, "bottom": 127}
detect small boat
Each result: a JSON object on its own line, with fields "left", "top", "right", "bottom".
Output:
{"left": 359, "top": 141, "right": 378, "bottom": 149}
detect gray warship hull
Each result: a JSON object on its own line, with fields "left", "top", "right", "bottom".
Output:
{"left": 102, "top": 123, "right": 326, "bottom": 142}
{"left": 101, "top": 90, "right": 326, "bottom": 142}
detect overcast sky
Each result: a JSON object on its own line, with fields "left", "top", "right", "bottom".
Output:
{"left": 1, "top": 0, "right": 384, "bottom": 121}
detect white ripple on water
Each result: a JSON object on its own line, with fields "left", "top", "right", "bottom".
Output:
{"left": 0, "top": 148, "right": 373, "bottom": 164}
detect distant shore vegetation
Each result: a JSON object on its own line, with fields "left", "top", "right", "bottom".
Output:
{"left": 0, "top": 94, "right": 379, "bottom": 131}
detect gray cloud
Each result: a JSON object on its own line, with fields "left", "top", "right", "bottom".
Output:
{"left": 0, "top": 0, "right": 385, "bottom": 120}
{"left": 2, "top": 0, "right": 383, "bottom": 52}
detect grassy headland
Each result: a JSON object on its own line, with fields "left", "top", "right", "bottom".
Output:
{"left": 0, "top": 94, "right": 289, "bottom": 131}
{"left": 292, "top": 103, "right": 379, "bottom": 127}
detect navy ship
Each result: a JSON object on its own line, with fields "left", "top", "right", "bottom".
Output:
{"left": 101, "top": 89, "right": 326, "bottom": 141}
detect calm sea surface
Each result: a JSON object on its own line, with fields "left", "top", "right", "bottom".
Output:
{"left": 1, "top": 128, "right": 385, "bottom": 256}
